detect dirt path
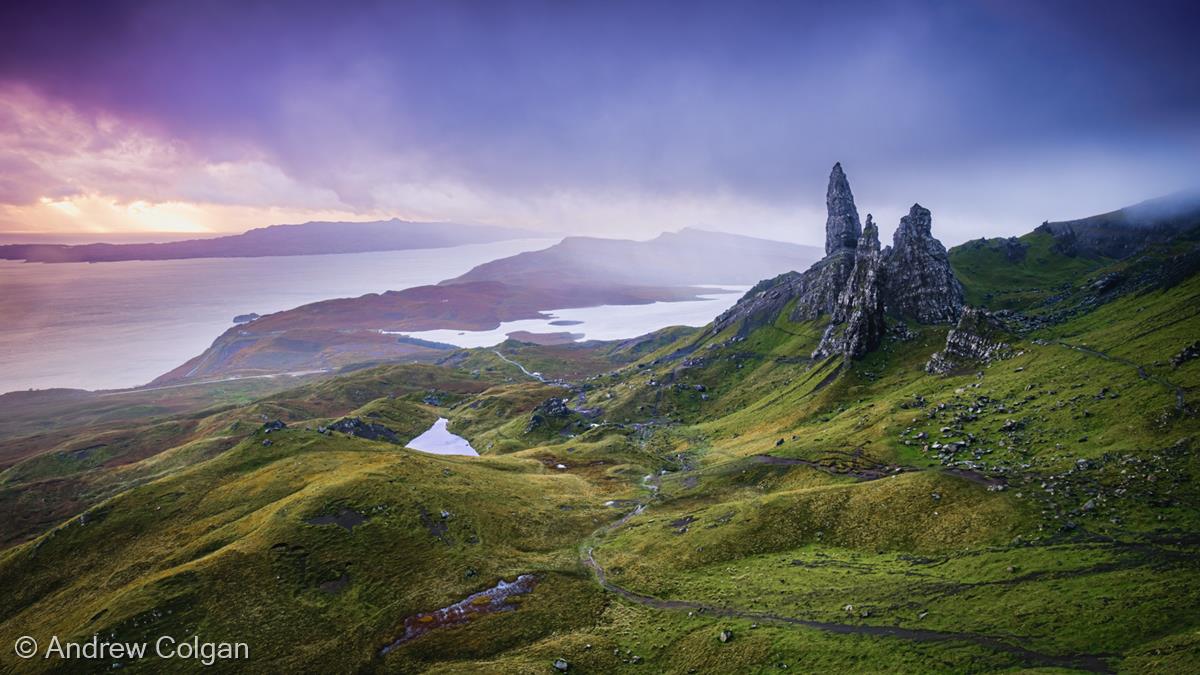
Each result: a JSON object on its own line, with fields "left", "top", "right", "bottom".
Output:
{"left": 492, "top": 349, "right": 547, "bottom": 382}
{"left": 582, "top": 501, "right": 1113, "bottom": 673}
{"left": 1056, "top": 340, "right": 1189, "bottom": 412}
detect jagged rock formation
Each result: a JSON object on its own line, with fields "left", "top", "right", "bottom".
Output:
{"left": 925, "top": 307, "right": 1013, "bottom": 374}
{"left": 712, "top": 165, "right": 860, "bottom": 334}
{"left": 825, "top": 162, "right": 862, "bottom": 255}
{"left": 813, "top": 216, "right": 886, "bottom": 360}
{"left": 713, "top": 163, "right": 964, "bottom": 361}
{"left": 884, "top": 204, "right": 964, "bottom": 324}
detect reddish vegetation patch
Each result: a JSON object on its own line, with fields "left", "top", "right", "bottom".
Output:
{"left": 155, "top": 281, "right": 710, "bottom": 384}
{"left": 378, "top": 574, "right": 538, "bottom": 654}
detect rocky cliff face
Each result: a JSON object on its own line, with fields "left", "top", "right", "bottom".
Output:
{"left": 813, "top": 216, "right": 886, "bottom": 360}
{"left": 825, "top": 162, "right": 862, "bottom": 255}
{"left": 925, "top": 307, "right": 1013, "bottom": 374}
{"left": 884, "top": 204, "right": 964, "bottom": 324}
{"left": 712, "top": 165, "right": 861, "bottom": 334}
{"left": 713, "top": 164, "right": 964, "bottom": 361}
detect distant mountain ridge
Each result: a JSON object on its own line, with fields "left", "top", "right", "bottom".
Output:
{"left": 1035, "top": 190, "right": 1200, "bottom": 259}
{"left": 0, "top": 219, "right": 538, "bottom": 263}
{"left": 448, "top": 227, "right": 822, "bottom": 287}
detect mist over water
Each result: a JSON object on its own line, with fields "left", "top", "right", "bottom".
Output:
{"left": 0, "top": 239, "right": 555, "bottom": 393}
{"left": 395, "top": 287, "right": 749, "bottom": 348}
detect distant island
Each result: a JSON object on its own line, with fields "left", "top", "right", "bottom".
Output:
{"left": 0, "top": 219, "right": 538, "bottom": 263}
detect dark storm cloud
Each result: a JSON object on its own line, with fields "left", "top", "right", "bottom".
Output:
{"left": 1, "top": 0, "right": 1198, "bottom": 240}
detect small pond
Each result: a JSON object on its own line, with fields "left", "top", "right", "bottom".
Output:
{"left": 406, "top": 418, "right": 479, "bottom": 456}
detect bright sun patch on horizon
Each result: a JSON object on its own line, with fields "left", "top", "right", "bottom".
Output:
{"left": 5, "top": 194, "right": 394, "bottom": 234}
{"left": 0, "top": 85, "right": 385, "bottom": 235}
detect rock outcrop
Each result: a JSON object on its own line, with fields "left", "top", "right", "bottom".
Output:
{"left": 525, "top": 397, "right": 572, "bottom": 433}
{"left": 713, "top": 163, "right": 964, "bottom": 361}
{"left": 813, "top": 216, "right": 886, "bottom": 360}
{"left": 326, "top": 417, "right": 402, "bottom": 443}
{"left": 884, "top": 204, "right": 964, "bottom": 324}
{"left": 1173, "top": 340, "right": 1200, "bottom": 368}
{"left": 925, "top": 307, "right": 1013, "bottom": 374}
{"left": 712, "top": 165, "right": 861, "bottom": 334}
{"left": 825, "top": 162, "right": 862, "bottom": 255}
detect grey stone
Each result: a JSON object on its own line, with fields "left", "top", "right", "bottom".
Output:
{"left": 825, "top": 162, "right": 862, "bottom": 254}
{"left": 884, "top": 204, "right": 964, "bottom": 324}
{"left": 813, "top": 215, "right": 886, "bottom": 360}
{"left": 714, "top": 164, "right": 964, "bottom": 361}
{"left": 926, "top": 307, "right": 1014, "bottom": 374}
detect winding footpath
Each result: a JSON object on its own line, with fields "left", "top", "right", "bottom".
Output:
{"left": 1056, "top": 340, "right": 1189, "bottom": 413}
{"left": 582, "top": 500, "right": 1114, "bottom": 673}
{"left": 492, "top": 349, "right": 547, "bottom": 382}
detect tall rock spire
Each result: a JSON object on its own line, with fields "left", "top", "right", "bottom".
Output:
{"left": 883, "top": 204, "right": 964, "bottom": 323}
{"left": 825, "top": 162, "right": 862, "bottom": 255}
{"left": 714, "top": 168, "right": 965, "bottom": 349}
{"left": 812, "top": 214, "right": 886, "bottom": 360}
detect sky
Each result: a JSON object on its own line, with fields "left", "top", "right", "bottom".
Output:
{"left": 0, "top": 0, "right": 1198, "bottom": 246}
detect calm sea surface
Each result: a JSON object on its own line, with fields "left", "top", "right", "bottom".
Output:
{"left": 0, "top": 239, "right": 554, "bottom": 393}
{"left": 0, "top": 239, "right": 749, "bottom": 394}
{"left": 396, "top": 287, "right": 748, "bottom": 347}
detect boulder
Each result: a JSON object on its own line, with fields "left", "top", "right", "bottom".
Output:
{"left": 327, "top": 417, "right": 402, "bottom": 444}
{"left": 526, "top": 397, "right": 572, "bottom": 433}
{"left": 1172, "top": 340, "right": 1200, "bottom": 367}
{"left": 926, "top": 307, "right": 1013, "bottom": 374}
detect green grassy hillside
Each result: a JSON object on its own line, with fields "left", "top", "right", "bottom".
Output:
{"left": 1, "top": 228, "right": 1198, "bottom": 673}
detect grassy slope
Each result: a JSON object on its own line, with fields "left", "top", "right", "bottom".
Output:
{"left": 0, "top": 364, "right": 501, "bottom": 548}
{"left": 575, "top": 267, "right": 1200, "bottom": 672}
{"left": 0, "top": 432, "right": 615, "bottom": 674}
{"left": 948, "top": 231, "right": 1111, "bottom": 310}
{"left": 1, "top": 249, "right": 1198, "bottom": 673}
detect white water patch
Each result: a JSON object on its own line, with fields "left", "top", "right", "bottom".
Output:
{"left": 389, "top": 286, "right": 750, "bottom": 349}
{"left": 406, "top": 418, "right": 479, "bottom": 456}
